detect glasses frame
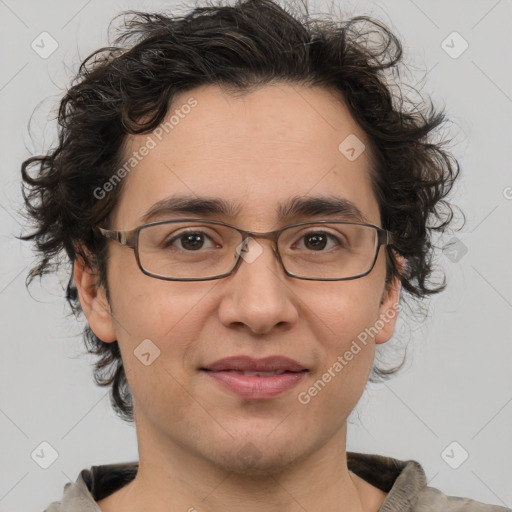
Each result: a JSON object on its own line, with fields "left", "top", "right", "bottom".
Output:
{"left": 97, "top": 218, "right": 394, "bottom": 282}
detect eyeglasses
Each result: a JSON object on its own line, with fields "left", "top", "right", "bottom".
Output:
{"left": 97, "top": 218, "right": 394, "bottom": 281}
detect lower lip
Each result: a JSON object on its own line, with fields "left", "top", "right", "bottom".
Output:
{"left": 203, "top": 371, "right": 307, "bottom": 400}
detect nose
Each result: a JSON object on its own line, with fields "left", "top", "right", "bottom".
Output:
{"left": 217, "top": 237, "right": 299, "bottom": 335}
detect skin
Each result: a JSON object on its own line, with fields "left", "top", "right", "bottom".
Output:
{"left": 75, "top": 83, "right": 401, "bottom": 512}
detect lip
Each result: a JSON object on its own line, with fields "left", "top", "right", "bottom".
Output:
{"left": 202, "top": 355, "right": 307, "bottom": 372}
{"left": 201, "top": 355, "right": 309, "bottom": 400}
{"left": 203, "top": 370, "right": 308, "bottom": 400}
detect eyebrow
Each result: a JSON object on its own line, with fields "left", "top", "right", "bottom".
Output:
{"left": 140, "top": 194, "right": 369, "bottom": 225}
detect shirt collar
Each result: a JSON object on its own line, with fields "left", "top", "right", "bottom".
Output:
{"left": 52, "top": 452, "right": 427, "bottom": 512}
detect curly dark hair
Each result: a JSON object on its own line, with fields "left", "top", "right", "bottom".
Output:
{"left": 21, "top": 0, "right": 462, "bottom": 423}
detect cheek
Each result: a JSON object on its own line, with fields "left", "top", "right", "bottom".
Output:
{"left": 107, "top": 270, "right": 223, "bottom": 392}
{"left": 295, "top": 293, "right": 381, "bottom": 424}
{"left": 321, "top": 305, "right": 378, "bottom": 382}
{"left": 313, "top": 275, "right": 383, "bottom": 339}
{"left": 108, "top": 253, "right": 211, "bottom": 339}
{"left": 107, "top": 278, "right": 212, "bottom": 419}
{"left": 308, "top": 277, "right": 384, "bottom": 378}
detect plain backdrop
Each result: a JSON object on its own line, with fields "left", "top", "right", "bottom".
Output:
{"left": 0, "top": 0, "right": 511, "bottom": 511}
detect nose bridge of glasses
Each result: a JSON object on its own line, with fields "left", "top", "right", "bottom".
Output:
{"left": 235, "top": 229, "right": 281, "bottom": 266}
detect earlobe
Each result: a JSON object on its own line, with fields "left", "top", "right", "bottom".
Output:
{"left": 73, "top": 252, "right": 117, "bottom": 343}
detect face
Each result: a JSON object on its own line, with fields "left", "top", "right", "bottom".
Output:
{"left": 78, "top": 83, "right": 400, "bottom": 475}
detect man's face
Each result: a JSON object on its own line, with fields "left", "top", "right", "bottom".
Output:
{"left": 86, "top": 83, "right": 399, "bottom": 474}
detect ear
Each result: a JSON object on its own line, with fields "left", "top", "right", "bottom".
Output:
{"left": 73, "top": 250, "right": 117, "bottom": 343}
{"left": 374, "top": 253, "right": 404, "bottom": 344}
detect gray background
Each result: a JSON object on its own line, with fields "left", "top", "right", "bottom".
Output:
{"left": 1, "top": 0, "right": 511, "bottom": 510}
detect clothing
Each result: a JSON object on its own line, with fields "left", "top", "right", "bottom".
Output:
{"left": 43, "top": 451, "right": 510, "bottom": 511}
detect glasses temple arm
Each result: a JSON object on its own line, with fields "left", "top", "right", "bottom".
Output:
{"left": 378, "top": 228, "right": 394, "bottom": 246}
{"left": 97, "top": 227, "right": 137, "bottom": 248}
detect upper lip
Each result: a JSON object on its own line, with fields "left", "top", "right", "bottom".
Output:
{"left": 202, "top": 356, "right": 308, "bottom": 372}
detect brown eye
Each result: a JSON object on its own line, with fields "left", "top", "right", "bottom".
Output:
{"left": 304, "top": 233, "right": 328, "bottom": 250}
{"left": 175, "top": 232, "right": 206, "bottom": 250}
{"left": 293, "top": 231, "right": 344, "bottom": 251}
{"left": 163, "top": 230, "right": 218, "bottom": 251}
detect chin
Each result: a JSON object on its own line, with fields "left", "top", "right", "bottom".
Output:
{"left": 212, "top": 447, "right": 297, "bottom": 477}
{"left": 204, "top": 431, "right": 316, "bottom": 477}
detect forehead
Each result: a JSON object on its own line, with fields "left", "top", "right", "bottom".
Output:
{"left": 114, "top": 83, "right": 380, "bottom": 228}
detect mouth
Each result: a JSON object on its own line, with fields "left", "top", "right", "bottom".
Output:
{"left": 201, "top": 370, "right": 308, "bottom": 399}
{"left": 201, "top": 355, "right": 308, "bottom": 373}
{"left": 200, "top": 356, "right": 309, "bottom": 399}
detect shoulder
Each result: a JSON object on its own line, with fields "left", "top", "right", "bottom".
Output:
{"left": 42, "top": 462, "right": 138, "bottom": 512}
{"left": 413, "top": 485, "right": 510, "bottom": 512}
{"left": 346, "top": 452, "right": 509, "bottom": 512}
{"left": 42, "top": 474, "right": 98, "bottom": 512}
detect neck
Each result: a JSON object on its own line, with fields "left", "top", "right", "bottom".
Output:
{"left": 98, "top": 421, "right": 379, "bottom": 512}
